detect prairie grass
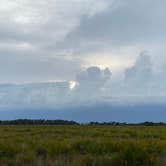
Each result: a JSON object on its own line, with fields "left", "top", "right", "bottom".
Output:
{"left": 0, "top": 125, "right": 165, "bottom": 166}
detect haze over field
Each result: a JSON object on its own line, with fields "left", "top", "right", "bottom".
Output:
{"left": 1, "top": 0, "right": 166, "bottom": 121}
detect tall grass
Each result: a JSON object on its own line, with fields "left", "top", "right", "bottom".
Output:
{"left": 0, "top": 125, "right": 165, "bottom": 166}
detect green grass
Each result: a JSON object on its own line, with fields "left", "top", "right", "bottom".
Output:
{"left": 0, "top": 125, "right": 165, "bottom": 166}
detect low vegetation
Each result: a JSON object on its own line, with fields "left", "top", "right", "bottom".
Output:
{"left": 0, "top": 122, "right": 165, "bottom": 165}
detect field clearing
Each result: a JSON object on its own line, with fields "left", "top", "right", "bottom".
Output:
{"left": 0, "top": 125, "right": 165, "bottom": 166}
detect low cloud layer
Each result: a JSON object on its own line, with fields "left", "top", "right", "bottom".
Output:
{"left": 1, "top": 54, "right": 166, "bottom": 109}
{"left": 0, "top": 66, "right": 112, "bottom": 108}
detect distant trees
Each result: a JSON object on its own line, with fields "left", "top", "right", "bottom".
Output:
{"left": 0, "top": 119, "right": 165, "bottom": 126}
{"left": 0, "top": 119, "right": 78, "bottom": 125}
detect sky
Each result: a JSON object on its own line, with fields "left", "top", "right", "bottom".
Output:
{"left": 1, "top": 0, "right": 166, "bottom": 119}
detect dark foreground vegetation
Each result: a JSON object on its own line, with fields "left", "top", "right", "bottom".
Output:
{"left": 0, "top": 121, "right": 165, "bottom": 166}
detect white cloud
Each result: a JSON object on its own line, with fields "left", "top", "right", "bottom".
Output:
{"left": 0, "top": 0, "right": 112, "bottom": 44}
{"left": 0, "top": 66, "right": 112, "bottom": 108}
{"left": 73, "top": 66, "right": 112, "bottom": 102}
{"left": 58, "top": 0, "right": 166, "bottom": 71}
{"left": 0, "top": 81, "right": 71, "bottom": 108}
{"left": 125, "top": 51, "right": 152, "bottom": 85}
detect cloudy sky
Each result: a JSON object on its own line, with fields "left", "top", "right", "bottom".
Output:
{"left": 1, "top": 0, "right": 166, "bottom": 121}
{"left": 1, "top": 0, "right": 166, "bottom": 83}
{"left": 1, "top": 0, "right": 166, "bottom": 100}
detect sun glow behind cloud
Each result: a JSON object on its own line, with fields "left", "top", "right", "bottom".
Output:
{"left": 83, "top": 48, "right": 138, "bottom": 74}
{"left": 69, "top": 81, "right": 77, "bottom": 90}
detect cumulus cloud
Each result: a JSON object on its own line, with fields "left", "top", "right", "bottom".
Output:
{"left": 122, "top": 51, "right": 153, "bottom": 95}
{"left": 125, "top": 51, "right": 152, "bottom": 85}
{"left": 77, "top": 66, "right": 111, "bottom": 83}
{"left": 69, "top": 66, "right": 112, "bottom": 103}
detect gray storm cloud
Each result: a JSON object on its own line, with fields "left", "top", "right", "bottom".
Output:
{"left": 60, "top": 0, "right": 166, "bottom": 51}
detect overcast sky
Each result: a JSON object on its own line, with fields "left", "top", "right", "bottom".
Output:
{"left": 0, "top": 0, "right": 166, "bottom": 83}
{"left": 2, "top": 0, "right": 166, "bottom": 122}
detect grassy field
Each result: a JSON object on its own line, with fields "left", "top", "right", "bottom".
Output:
{"left": 0, "top": 125, "right": 165, "bottom": 166}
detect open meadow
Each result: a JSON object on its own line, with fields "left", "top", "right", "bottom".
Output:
{"left": 0, "top": 125, "right": 165, "bottom": 166}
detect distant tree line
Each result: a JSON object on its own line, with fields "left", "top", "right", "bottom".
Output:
{"left": 0, "top": 119, "right": 165, "bottom": 126}
{"left": 0, "top": 119, "right": 79, "bottom": 125}
{"left": 88, "top": 121, "right": 166, "bottom": 126}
